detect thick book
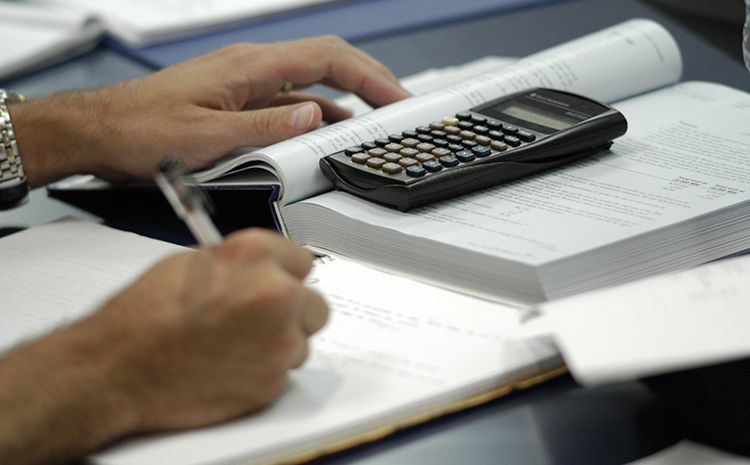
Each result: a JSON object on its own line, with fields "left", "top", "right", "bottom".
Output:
{"left": 0, "top": 219, "right": 561, "bottom": 465}
{"left": 187, "top": 19, "right": 750, "bottom": 304}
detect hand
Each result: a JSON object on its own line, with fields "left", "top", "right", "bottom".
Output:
{"left": 12, "top": 36, "right": 411, "bottom": 187}
{"left": 0, "top": 229, "right": 329, "bottom": 465}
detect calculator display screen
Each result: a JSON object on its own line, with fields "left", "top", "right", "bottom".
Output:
{"left": 497, "top": 102, "right": 582, "bottom": 131}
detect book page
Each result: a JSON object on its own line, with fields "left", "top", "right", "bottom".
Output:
{"left": 37, "top": 0, "right": 337, "bottom": 45}
{"left": 94, "top": 255, "right": 556, "bottom": 465}
{"left": 253, "top": 19, "right": 681, "bottom": 205}
{"left": 0, "top": 1, "right": 102, "bottom": 79}
{"left": 534, "top": 250, "right": 750, "bottom": 387}
{"left": 284, "top": 82, "right": 750, "bottom": 289}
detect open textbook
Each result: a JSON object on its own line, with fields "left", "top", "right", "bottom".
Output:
{"left": 0, "top": 0, "right": 337, "bottom": 48}
{"left": 192, "top": 19, "right": 750, "bottom": 304}
{"left": 0, "top": 219, "right": 560, "bottom": 465}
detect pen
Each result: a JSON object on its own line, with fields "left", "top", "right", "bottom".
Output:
{"left": 154, "top": 155, "right": 223, "bottom": 246}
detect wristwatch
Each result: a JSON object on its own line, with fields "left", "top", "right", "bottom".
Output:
{"left": 0, "top": 89, "right": 28, "bottom": 209}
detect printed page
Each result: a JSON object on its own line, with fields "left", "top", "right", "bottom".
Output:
{"left": 94, "top": 255, "right": 554, "bottom": 465}
{"left": 251, "top": 19, "right": 680, "bottom": 204}
{"left": 285, "top": 82, "right": 750, "bottom": 271}
{"left": 534, "top": 250, "right": 750, "bottom": 386}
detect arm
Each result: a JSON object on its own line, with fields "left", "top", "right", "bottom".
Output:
{"left": 9, "top": 36, "right": 410, "bottom": 187}
{"left": 0, "top": 228, "right": 328, "bottom": 465}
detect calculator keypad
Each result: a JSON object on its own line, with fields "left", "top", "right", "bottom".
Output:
{"left": 342, "top": 112, "right": 537, "bottom": 178}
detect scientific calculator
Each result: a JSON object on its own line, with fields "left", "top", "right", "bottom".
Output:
{"left": 319, "top": 88, "right": 627, "bottom": 211}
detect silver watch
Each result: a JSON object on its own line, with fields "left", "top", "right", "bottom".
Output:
{"left": 0, "top": 89, "right": 28, "bottom": 209}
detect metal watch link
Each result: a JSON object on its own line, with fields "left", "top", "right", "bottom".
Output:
{"left": 0, "top": 89, "right": 28, "bottom": 209}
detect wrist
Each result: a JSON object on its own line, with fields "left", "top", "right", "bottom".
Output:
{"left": 10, "top": 91, "right": 111, "bottom": 187}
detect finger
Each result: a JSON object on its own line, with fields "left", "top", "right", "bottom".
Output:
{"left": 223, "top": 229, "right": 315, "bottom": 281}
{"left": 262, "top": 92, "right": 354, "bottom": 123}
{"left": 248, "top": 36, "right": 411, "bottom": 109}
{"left": 300, "top": 288, "right": 329, "bottom": 336}
{"left": 217, "top": 102, "right": 323, "bottom": 147}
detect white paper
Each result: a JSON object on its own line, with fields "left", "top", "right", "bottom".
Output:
{"left": 625, "top": 441, "right": 750, "bottom": 465}
{"left": 537, "top": 251, "right": 750, "bottom": 386}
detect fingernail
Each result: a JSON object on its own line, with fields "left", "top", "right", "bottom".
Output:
{"left": 291, "top": 103, "right": 315, "bottom": 131}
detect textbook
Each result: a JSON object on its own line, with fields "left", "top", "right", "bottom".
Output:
{"left": 187, "top": 19, "right": 750, "bottom": 304}
{"left": 0, "top": 219, "right": 561, "bottom": 465}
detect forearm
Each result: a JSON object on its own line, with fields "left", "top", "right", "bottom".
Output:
{"left": 9, "top": 91, "right": 114, "bottom": 188}
{"left": 0, "top": 315, "right": 137, "bottom": 465}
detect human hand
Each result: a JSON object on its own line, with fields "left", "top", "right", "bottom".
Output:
{"left": 94, "top": 228, "right": 329, "bottom": 432}
{"left": 0, "top": 228, "right": 328, "bottom": 465}
{"left": 12, "top": 36, "right": 411, "bottom": 186}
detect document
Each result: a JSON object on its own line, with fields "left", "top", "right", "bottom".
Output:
{"left": 0, "top": 220, "right": 560, "bottom": 465}
{"left": 534, "top": 250, "right": 750, "bottom": 387}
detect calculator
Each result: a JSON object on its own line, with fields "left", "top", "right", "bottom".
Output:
{"left": 319, "top": 88, "right": 628, "bottom": 211}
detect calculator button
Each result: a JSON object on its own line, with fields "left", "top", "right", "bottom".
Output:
{"left": 447, "top": 134, "right": 462, "bottom": 144}
{"left": 431, "top": 130, "right": 447, "bottom": 139}
{"left": 368, "top": 147, "right": 387, "bottom": 157}
{"left": 458, "top": 121, "right": 473, "bottom": 130}
{"left": 456, "top": 111, "right": 471, "bottom": 121}
{"left": 430, "top": 122, "right": 445, "bottom": 131}
{"left": 475, "top": 135, "right": 491, "bottom": 146}
{"left": 417, "top": 134, "right": 434, "bottom": 143}
{"left": 367, "top": 157, "right": 387, "bottom": 169}
{"left": 488, "top": 130, "right": 505, "bottom": 141}
{"left": 385, "top": 143, "right": 403, "bottom": 152}
{"left": 382, "top": 162, "right": 403, "bottom": 174}
{"left": 374, "top": 138, "right": 390, "bottom": 147}
{"left": 416, "top": 126, "right": 431, "bottom": 135}
{"left": 505, "top": 136, "right": 521, "bottom": 147}
{"left": 461, "top": 140, "right": 478, "bottom": 149}
{"left": 432, "top": 148, "right": 451, "bottom": 158}
{"left": 388, "top": 134, "right": 404, "bottom": 143}
{"left": 472, "top": 146, "right": 492, "bottom": 158}
{"left": 442, "top": 116, "right": 459, "bottom": 126}
{"left": 459, "top": 130, "right": 476, "bottom": 140}
{"left": 402, "top": 130, "right": 418, "bottom": 139}
{"left": 517, "top": 130, "right": 536, "bottom": 142}
{"left": 455, "top": 150, "right": 475, "bottom": 162}
{"left": 352, "top": 153, "right": 370, "bottom": 164}
{"left": 444, "top": 125, "right": 461, "bottom": 135}
{"left": 440, "top": 155, "right": 460, "bottom": 167}
{"left": 416, "top": 153, "right": 435, "bottom": 163}
{"left": 402, "top": 138, "right": 420, "bottom": 148}
{"left": 473, "top": 125, "right": 489, "bottom": 136}
{"left": 383, "top": 153, "right": 402, "bottom": 163}
{"left": 423, "top": 160, "right": 443, "bottom": 172}
{"left": 487, "top": 120, "right": 503, "bottom": 130}
{"left": 448, "top": 143, "right": 464, "bottom": 153}
{"left": 400, "top": 157, "right": 420, "bottom": 168}
{"left": 344, "top": 146, "right": 363, "bottom": 156}
{"left": 471, "top": 115, "right": 487, "bottom": 125}
{"left": 400, "top": 147, "right": 419, "bottom": 158}
{"left": 406, "top": 165, "right": 426, "bottom": 177}
{"left": 502, "top": 124, "right": 519, "bottom": 135}
{"left": 432, "top": 139, "right": 448, "bottom": 149}
{"left": 416, "top": 142, "right": 436, "bottom": 153}
{"left": 361, "top": 141, "right": 378, "bottom": 151}
{"left": 491, "top": 141, "right": 508, "bottom": 152}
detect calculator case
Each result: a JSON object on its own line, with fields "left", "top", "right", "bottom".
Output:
{"left": 319, "top": 89, "right": 628, "bottom": 211}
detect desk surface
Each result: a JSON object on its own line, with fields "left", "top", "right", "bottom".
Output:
{"left": 1, "top": 0, "right": 746, "bottom": 463}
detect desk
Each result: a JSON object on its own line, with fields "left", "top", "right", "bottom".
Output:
{"left": 0, "top": 0, "right": 746, "bottom": 463}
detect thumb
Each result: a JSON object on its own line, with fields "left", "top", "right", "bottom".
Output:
{"left": 238, "top": 102, "right": 322, "bottom": 147}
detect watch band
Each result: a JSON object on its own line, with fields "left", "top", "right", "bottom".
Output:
{"left": 0, "top": 89, "right": 29, "bottom": 209}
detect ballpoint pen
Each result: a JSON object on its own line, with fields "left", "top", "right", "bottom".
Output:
{"left": 154, "top": 155, "right": 223, "bottom": 246}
